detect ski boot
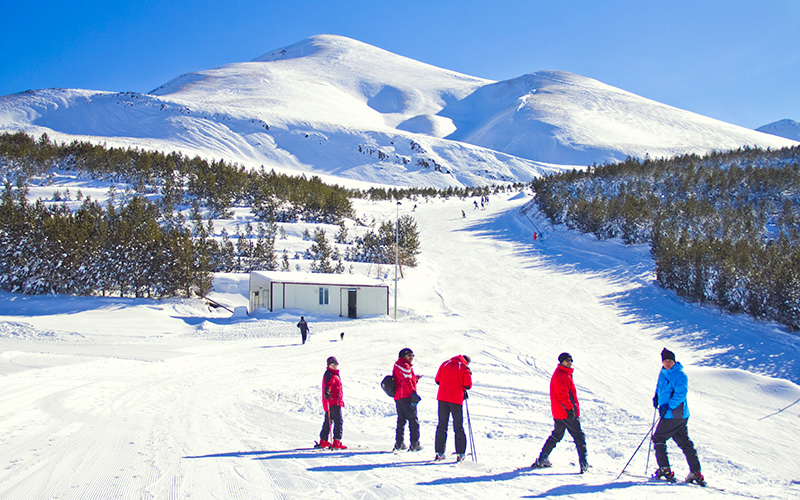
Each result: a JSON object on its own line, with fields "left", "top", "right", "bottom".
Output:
{"left": 685, "top": 471, "right": 706, "bottom": 487}
{"left": 392, "top": 442, "right": 407, "bottom": 451}
{"left": 652, "top": 467, "right": 676, "bottom": 482}
{"left": 331, "top": 440, "right": 347, "bottom": 450}
{"left": 408, "top": 442, "right": 423, "bottom": 452}
{"left": 434, "top": 452, "right": 446, "bottom": 461}
{"left": 314, "top": 440, "right": 331, "bottom": 449}
{"left": 531, "top": 457, "right": 552, "bottom": 469}
{"left": 455, "top": 453, "right": 466, "bottom": 463}
{"left": 579, "top": 459, "right": 590, "bottom": 474}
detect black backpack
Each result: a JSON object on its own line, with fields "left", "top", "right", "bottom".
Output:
{"left": 380, "top": 375, "right": 396, "bottom": 397}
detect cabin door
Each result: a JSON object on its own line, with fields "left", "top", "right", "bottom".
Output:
{"left": 347, "top": 289, "right": 357, "bottom": 318}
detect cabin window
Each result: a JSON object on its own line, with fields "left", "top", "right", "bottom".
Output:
{"left": 319, "top": 287, "right": 329, "bottom": 305}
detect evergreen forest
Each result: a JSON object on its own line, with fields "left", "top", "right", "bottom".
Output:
{"left": 0, "top": 133, "right": 423, "bottom": 298}
{"left": 532, "top": 146, "right": 800, "bottom": 331}
{"left": 0, "top": 132, "right": 523, "bottom": 300}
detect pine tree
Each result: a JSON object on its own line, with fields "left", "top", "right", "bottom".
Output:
{"left": 309, "top": 229, "right": 334, "bottom": 273}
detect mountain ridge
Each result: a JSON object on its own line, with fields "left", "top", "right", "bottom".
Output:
{"left": 1, "top": 34, "right": 796, "bottom": 187}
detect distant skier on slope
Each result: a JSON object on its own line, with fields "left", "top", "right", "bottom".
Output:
{"left": 297, "top": 316, "right": 310, "bottom": 344}
{"left": 315, "top": 356, "right": 347, "bottom": 450}
{"left": 531, "top": 352, "right": 589, "bottom": 473}
{"left": 651, "top": 348, "right": 705, "bottom": 486}
{"left": 434, "top": 354, "right": 472, "bottom": 462}
{"left": 392, "top": 348, "right": 423, "bottom": 452}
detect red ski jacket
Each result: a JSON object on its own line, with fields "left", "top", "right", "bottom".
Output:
{"left": 435, "top": 355, "right": 472, "bottom": 404}
{"left": 550, "top": 364, "right": 580, "bottom": 419}
{"left": 322, "top": 367, "right": 344, "bottom": 411}
{"left": 392, "top": 357, "right": 420, "bottom": 400}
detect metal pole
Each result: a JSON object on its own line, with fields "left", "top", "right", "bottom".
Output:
{"left": 394, "top": 201, "right": 400, "bottom": 319}
{"left": 615, "top": 409, "right": 658, "bottom": 480}
{"left": 465, "top": 398, "right": 477, "bottom": 462}
{"left": 645, "top": 407, "right": 657, "bottom": 475}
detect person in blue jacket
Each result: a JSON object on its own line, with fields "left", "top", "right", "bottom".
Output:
{"left": 651, "top": 348, "right": 705, "bottom": 486}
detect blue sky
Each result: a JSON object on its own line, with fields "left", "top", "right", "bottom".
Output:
{"left": 2, "top": 0, "right": 797, "bottom": 129}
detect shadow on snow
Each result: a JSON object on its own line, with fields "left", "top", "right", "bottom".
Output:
{"left": 458, "top": 202, "right": 800, "bottom": 384}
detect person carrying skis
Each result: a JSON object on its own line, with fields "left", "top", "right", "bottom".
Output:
{"left": 434, "top": 354, "right": 472, "bottom": 462}
{"left": 531, "top": 352, "right": 589, "bottom": 473}
{"left": 393, "top": 348, "right": 423, "bottom": 452}
{"left": 651, "top": 348, "right": 705, "bottom": 486}
{"left": 297, "top": 316, "right": 310, "bottom": 344}
{"left": 316, "top": 356, "right": 347, "bottom": 449}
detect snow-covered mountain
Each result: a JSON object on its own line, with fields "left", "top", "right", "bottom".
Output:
{"left": 757, "top": 118, "right": 800, "bottom": 142}
{"left": 0, "top": 35, "right": 796, "bottom": 187}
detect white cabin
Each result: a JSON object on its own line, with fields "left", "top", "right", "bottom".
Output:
{"left": 249, "top": 271, "right": 389, "bottom": 318}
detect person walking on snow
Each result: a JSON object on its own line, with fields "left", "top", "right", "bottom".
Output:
{"left": 531, "top": 353, "right": 589, "bottom": 473}
{"left": 316, "top": 356, "right": 347, "bottom": 449}
{"left": 393, "top": 348, "right": 423, "bottom": 451}
{"left": 297, "top": 316, "right": 310, "bottom": 344}
{"left": 434, "top": 354, "right": 472, "bottom": 462}
{"left": 651, "top": 348, "right": 705, "bottom": 485}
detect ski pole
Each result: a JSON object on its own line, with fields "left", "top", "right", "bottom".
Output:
{"left": 465, "top": 398, "right": 477, "bottom": 462}
{"left": 615, "top": 412, "right": 658, "bottom": 480}
{"left": 326, "top": 408, "right": 333, "bottom": 447}
{"left": 645, "top": 408, "right": 657, "bottom": 475}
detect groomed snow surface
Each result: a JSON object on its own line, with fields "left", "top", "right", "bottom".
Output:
{"left": 1, "top": 195, "right": 799, "bottom": 499}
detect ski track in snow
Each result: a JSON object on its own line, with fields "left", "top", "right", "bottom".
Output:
{"left": 1, "top": 195, "right": 799, "bottom": 499}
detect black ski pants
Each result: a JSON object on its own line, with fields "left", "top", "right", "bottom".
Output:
{"left": 395, "top": 398, "right": 420, "bottom": 446}
{"left": 320, "top": 405, "right": 343, "bottom": 441}
{"left": 540, "top": 416, "right": 587, "bottom": 462}
{"left": 300, "top": 330, "right": 308, "bottom": 344}
{"left": 652, "top": 418, "right": 701, "bottom": 472}
{"left": 435, "top": 401, "right": 466, "bottom": 455}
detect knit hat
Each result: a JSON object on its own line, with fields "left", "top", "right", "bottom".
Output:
{"left": 558, "top": 352, "right": 573, "bottom": 364}
{"left": 399, "top": 348, "right": 414, "bottom": 358}
{"left": 661, "top": 348, "right": 675, "bottom": 361}
{"left": 462, "top": 355, "right": 471, "bottom": 364}
{"left": 326, "top": 356, "right": 339, "bottom": 366}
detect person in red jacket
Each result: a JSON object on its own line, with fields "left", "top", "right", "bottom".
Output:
{"left": 393, "top": 348, "right": 423, "bottom": 451}
{"left": 434, "top": 354, "right": 472, "bottom": 461}
{"left": 531, "top": 353, "right": 588, "bottom": 472}
{"left": 316, "top": 356, "right": 347, "bottom": 450}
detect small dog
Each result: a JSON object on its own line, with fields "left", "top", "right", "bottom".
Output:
{"left": 340, "top": 332, "right": 345, "bottom": 341}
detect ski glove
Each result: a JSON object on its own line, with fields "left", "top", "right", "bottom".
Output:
{"left": 652, "top": 394, "right": 659, "bottom": 408}
{"left": 325, "top": 388, "right": 331, "bottom": 399}
{"left": 659, "top": 404, "right": 668, "bottom": 418}
{"left": 463, "top": 390, "right": 469, "bottom": 400}
{"left": 410, "top": 393, "right": 422, "bottom": 406}
{"left": 566, "top": 408, "right": 576, "bottom": 419}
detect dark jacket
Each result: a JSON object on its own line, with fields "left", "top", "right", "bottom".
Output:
{"left": 297, "top": 319, "right": 309, "bottom": 333}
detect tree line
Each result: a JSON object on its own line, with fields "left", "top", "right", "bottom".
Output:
{"left": 0, "top": 132, "right": 428, "bottom": 298}
{"left": 0, "top": 131, "right": 355, "bottom": 223}
{"left": 0, "top": 186, "right": 212, "bottom": 298}
{"left": 532, "top": 146, "right": 800, "bottom": 331}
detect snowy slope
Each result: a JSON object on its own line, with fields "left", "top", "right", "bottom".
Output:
{"left": 441, "top": 71, "right": 798, "bottom": 165}
{"left": 757, "top": 119, "right": 800, "bottom": 142}
{"left": 1, "top": 195, "right": 798, "bottom": 499}
{"left": 0, "top": 35, "right": 796, "bottom": 188}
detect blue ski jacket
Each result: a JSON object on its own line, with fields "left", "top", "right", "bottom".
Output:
{"left": 655, "top": 361, "right": 690, "bottom": 419}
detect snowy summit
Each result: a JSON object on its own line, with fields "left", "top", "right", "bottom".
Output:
{"left": 0, "top": 34, "right": 796, "bottom": 188}
{"left": 757, "top": 119, "right": 800, "bottom": 142}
